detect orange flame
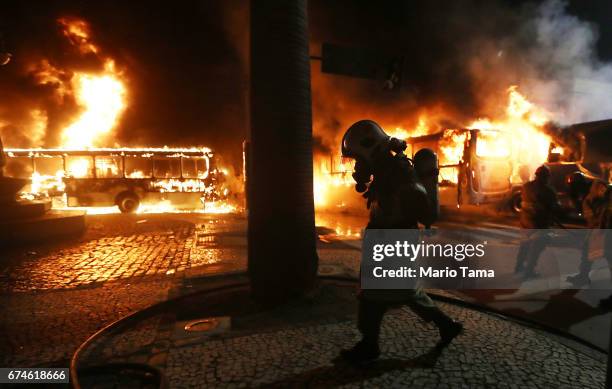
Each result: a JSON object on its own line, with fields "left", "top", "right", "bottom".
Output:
{"left": 314, "top": 86, "right": 553, "bottom": 209}
{"left": 61, "top": 60, "right": 127, "bottom": 148}
{"left": 10, "top": 17, "right": 238, "bottom": 214}
{"left": 58, "top": 17, "right": 99, "bottom": 54}
{"left": 468, "top": 86, "right": 551, "bottom": 182}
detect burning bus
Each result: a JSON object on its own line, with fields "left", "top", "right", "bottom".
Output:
{"left": 314, "top": 127, "right": 519, "bottom": 213}
{"left": 404, "top": 129, "right": 514, "bottom": 208}
{"left": 4, "top": 147, "right": 230, "bottom": 213}
{"left": 511, "top": 119, "right": 612, "bottom": 215}
{"left": 312, "top": 87, "right": 555, "bottom": 214}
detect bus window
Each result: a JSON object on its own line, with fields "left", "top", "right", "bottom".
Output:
{"left": 66, "top": 156, "right": 94, "bottom": 178}
{"left": 439, "top": 166, "right": 459, "bottom": 185}
{"left": 196, "top": 158, "right": 209, "bottom": 178}
{"left": 34, "top": 156, "right": 64, "bottom": 177}
{"left": 95, "top": 156, "right": 122, "bottom": 178}
{"left": 5, "top": 156, "right": 33, "bottom": 178}
{"left": 440, "top": 130, "right": 467, "bottom": 165}
{"left": 182, "top": 157, "right": 209, "bottom": 178}
{"left": 154, "top": 158, "right": 181, "bottom": 178}
{"left": 475, "top": 131, "right": 510, "bottom": 158}
{"left": 125, "top": 157, "right": 152, "bottom": 178}
{"left": 182, "top": 158, "right": 197, "bottom": 178}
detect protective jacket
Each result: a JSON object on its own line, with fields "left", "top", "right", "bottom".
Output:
{"left": 583, "top": 179, "right": 610, "bottom": 228}
{"left": 520, "top": 179, "right": 561, "bottom": 228}
{"left": 365, "top": 153, "right": 435, "bottom": 229}
{"left": 361, "top": 152, "right": 435, "bottom": 304}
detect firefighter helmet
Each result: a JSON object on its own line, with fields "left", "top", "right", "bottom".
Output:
{"left": 341, "top": 120, "right": 390, "bottom": 165}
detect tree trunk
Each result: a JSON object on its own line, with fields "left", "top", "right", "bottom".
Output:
{"left": 248, "top": 0, "right": 318, "bottom": 305}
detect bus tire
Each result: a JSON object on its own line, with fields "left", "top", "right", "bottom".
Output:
{"left": 116, "top": 192, "right": 140, "bottom": 214}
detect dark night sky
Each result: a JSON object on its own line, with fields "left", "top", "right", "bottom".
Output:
{"left": 1, "top": 0, "right": 611, "bottom": 167}
{"left": 567, "top": 0, "right": 612, "bottom": 59}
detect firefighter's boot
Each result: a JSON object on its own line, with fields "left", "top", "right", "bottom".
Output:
{"left": 340, "top": 340, "right": 380, "bottom": 365}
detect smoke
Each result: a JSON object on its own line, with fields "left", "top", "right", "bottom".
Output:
{"left": 309, "top": 0, "right": 612, "bottom": 151}
{"left": 1, "top": 0, "right": 610, "bottom": 165}
{"left": 520, "top": 0, "right": 612, "bottom": 123}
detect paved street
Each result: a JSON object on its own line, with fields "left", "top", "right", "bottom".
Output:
{"left": 1, "top": 214, "right": 247, "bottom": 293}
{"left": 1, "top": 208, "right": 610, "bottom": 378}
{"left": 0, "top": 213, "right": 250, "bottom": 368}
{"left": 0, "top": 211, "right": 362, "bottom": 368}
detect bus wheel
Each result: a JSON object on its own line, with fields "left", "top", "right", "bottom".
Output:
{"left": 116, "top": 192, "right": 140, "bottom": 213}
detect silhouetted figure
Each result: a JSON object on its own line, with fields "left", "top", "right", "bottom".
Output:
{"left": 339, "top": 120, "right": 462, "bottom": 365}
{"left": 565, "top": 172, "right": 610, "bottom": 287}
{"left": 599, "top": 229, "right": 612, "bottom": 311}
{"left": 581, "top": 178, "right": 612, "bottom": 310}
{"left": 514, "top": 165, "right": 563, "bottom": 280}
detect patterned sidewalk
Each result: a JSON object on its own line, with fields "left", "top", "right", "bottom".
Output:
{"left": 76, "top": 279, "right": 607, "bottom": 389}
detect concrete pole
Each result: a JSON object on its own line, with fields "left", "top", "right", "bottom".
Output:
{"left": 248, "top": 0, "right": 318, "bottom": 305}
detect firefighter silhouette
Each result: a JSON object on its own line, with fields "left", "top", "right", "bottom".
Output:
{"left": 339, "top": 120, "right": 462, "bottom": 365}
{"left": 514, "top": 165, "right": 564, "bottom": 279}
{"left": 565, "top": 172, "right": 612, "bottom": 309}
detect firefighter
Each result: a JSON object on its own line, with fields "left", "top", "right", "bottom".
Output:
{"left": 566, "top": 172, "right": 609, "bottom": 287}
{"left": 599, "top": 189, "right": 612, "bottom": 310}
{"left": 339, "top": 120, "right": 462, "bottom": 365}
{"left": 514, "top": 164, "right": 563, "bottom": 280}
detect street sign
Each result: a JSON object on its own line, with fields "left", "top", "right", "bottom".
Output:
{"left": 320, "top": 43, "right": 405, "bottom": 89}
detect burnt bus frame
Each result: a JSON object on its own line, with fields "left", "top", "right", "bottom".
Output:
{"left": 405, "top": 129, "right": 513, "bottom": 206}
{"left": 5, "top": 148, "right": 219, "bottom": 209}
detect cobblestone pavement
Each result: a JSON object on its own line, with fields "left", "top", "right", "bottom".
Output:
{"left": 5, "top": 211, "right": 606, "bottom": 388}
{"left": 76, "top": 282, "right": 606, "bottom": 388}
{"left": 0, "top": 212, "right": 360, "bottom": 367}
{"left": 1, "top": 280, "right": 173, "bottom": 367}
{"left": 0, "top": 214, "right": 248, "bottom": 292}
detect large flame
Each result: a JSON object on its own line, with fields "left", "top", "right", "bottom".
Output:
{"left": 313, "top": 156, "right": 354, "bottom": 208}
{"left": 54, "top": 18, "right": 128, "bottom": 148}
{"left": 8, "top": 17, "right": 238, "bottom": 215}
{"left": 468, "top": 86, "right": 552, "bottom": 182}
{"left": 313, "top": 86, "right": 554, "bottom": 209}
{"left": 61, "top": 60, "right": 127, "bottom": 148}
